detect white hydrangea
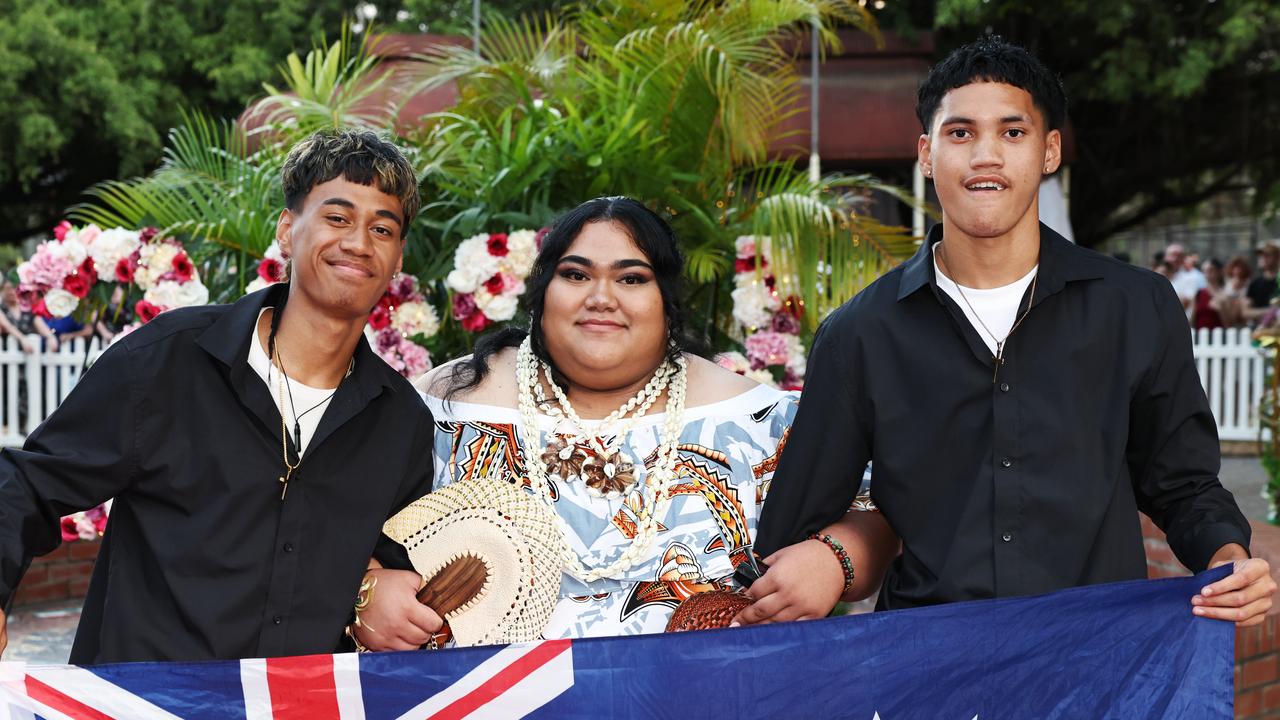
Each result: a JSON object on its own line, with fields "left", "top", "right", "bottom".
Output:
{"left": 474, "top": 289, "right": 519, "bottom": 321}
{"left": 392, "top": 300, "right": 440, "bottom": 338}
{"left": 44, "top": 288, "right": 80, "bottom": 317}
{"left": 504, "top": 229, "right": 539, "bottom": 277}
{"left": 784, "top": 334, "right": 807, "bottom": 376}
{"left": 145, "top": 279, "right": 208, "bottom": 309}
{"left": 746, "top": 368, "right": 778, "bottom": 387}
{"left": 87, "top": 228, "right": 141, "bottom": 272}
{"left": 446, "top": 268, "right": 481, "bottom": 294}
{"left": 734, "top": 235, "right": 772, "bottom": 263}
{"left": 47, "top": 238, "right": 89, "bottom": 267}
{"left": 177, "top": 280, "right": 209, "bottom": 307}
{"left": 730, "top": 282, "right": 780, "bottom": 330}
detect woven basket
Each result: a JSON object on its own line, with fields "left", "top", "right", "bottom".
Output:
{"left": 665, "top": 590, "right": 752, "bottom": 632}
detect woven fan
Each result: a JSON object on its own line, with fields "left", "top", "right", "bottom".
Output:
{"left": 383, "top": 477, "right": 565, "bottom": 647}
{"left": 665, "top": 590, "right": 753, "bottom": 632}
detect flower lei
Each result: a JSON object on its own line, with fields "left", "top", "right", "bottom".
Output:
{"left": 515, "top": 336, "right": 687, "bottom": 583}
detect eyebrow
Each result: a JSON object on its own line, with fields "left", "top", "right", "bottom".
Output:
{"left": 320, "top": 197, "right": 403, "bottom": 227}
{"left": 940, "top": 114, "right": 1030, "bottom": 126}
{"left": 558, "top": 255, "right": 655, "bottom": 271}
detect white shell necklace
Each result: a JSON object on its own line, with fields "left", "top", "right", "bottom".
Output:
{"left": 516, "top": 336, "right": 687, "bottom": 582}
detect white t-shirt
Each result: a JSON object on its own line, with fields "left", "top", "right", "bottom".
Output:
{"left": 932, "top": 243, "right": 1038, "bottom": 356}
{"left": 247, "top": 308, "right": 339, "bottom": 456}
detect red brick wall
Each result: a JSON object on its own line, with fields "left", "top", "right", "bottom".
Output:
{"left": 11, "top": 539, "right": 98, "bottom": 608}
{"left": 1142, "top": 516, "right": 1280, "bottom": 719}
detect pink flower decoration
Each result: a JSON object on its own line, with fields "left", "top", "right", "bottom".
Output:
{"left": 745, "top": 331, "right": 792, "bottom": 368}
{"left": 486, "top": 233, "right": 509, "bottom": 257}
{"left": 452, "top": 292, "right": 478, "bottom": 321}
{"left": 53, "top": 221, "right": 72, "bottom": 242}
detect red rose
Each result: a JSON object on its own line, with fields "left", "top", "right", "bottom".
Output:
{"left": 534, "top": 227, "right": 550, "bottom": 250}
{"left": 139, "top": 227, "right": 159, "bottom": 243}
{"left": 32, "top": 298, "right": 50, "bottom": 319}
{"left": 376, "top": 293, "right": 394, "bottom": 311}
{"left": 486, "top": 233, "right": 509, "bottom": 257}
{"left": 171, "top": 253, "right": 194, "bottom": 282}
{"left": 53, "top": 221, "right": 72, "bottom": 242}
{"left": 257, "top": 258, "right": 283, "bottom": 283}
{"left": 735, "top": 256, "right": 768, "bottom": 274}
{"left": 135, "top": 300, "right": 163, "bottom": 323}
{"left": 461, "top": 310, "right": 492, "bottom": 333}
{"left": 60, "top": 516, "right": 79, "bottom": 543}
{"left": 368, "top": 305, "right": 392, "bottom": 330}
{"left": 764, "top": 274, "right": 776, "bottom": 289}
{"left": 115, "top": 257, "right": 136, "bottom": 283}
{"left": 62, "top": 272, "right": 91, "bottom": 298}
{"left": 79, "top": 258, "right": 98, "bottom": 285}
{"left": 483, "top": 273, "right": 505, "bottom": 295}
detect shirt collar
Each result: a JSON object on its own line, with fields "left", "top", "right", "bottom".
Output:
{"left": 196, "top": 283, "right": 394, "bottom": 395}
{"left": 896, "top": 221, "right": 1103, "bottom": 303}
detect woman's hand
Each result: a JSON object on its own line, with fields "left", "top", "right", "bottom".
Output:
{"left": 351, "top": 568, "right": 444, "bottom": 651}
{"left": 731, "top": 540, "right": 845, "bottom": 625}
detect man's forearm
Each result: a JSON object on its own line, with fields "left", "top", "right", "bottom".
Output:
{"left": 821, "top": 511, "right": 900, "bottom": 602}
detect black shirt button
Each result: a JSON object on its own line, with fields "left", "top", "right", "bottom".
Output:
{"left": 1001, "top": 458, "right": 1012, "bottom": 468}
{"left": 283, "top": 542, "right": 294, "bottom": 553}
{"left": 273, "top": 615, "right": 283, "bottom": 625}
{"left": 1002, "top": 532, "right": 1013, "bottom": 542}
{"left": 999, "top": 382, "right": 1010, "bottom": 392}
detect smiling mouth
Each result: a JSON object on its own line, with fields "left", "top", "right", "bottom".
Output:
{"left": 327, "top": 260, "right": 374, "bottom": 278}
{"left": 965, "top": 180, "right": 1007, "bottom": 192}
{"left": 578, "top": 320, "right": 625, "bottom": 330}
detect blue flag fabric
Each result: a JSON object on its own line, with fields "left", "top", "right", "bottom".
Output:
{"left": 0, "top": 568, "right": 1233, "bottom": 719}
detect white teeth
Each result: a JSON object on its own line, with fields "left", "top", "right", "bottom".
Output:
{"left": 967, "top": 182, "right": 1004, "bottom": 190}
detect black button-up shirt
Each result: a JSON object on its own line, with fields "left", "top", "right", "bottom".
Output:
{"left": 0, "top": 285, "right": 434, "bottom": 663}
{"left": 755, "top": 224, "right": 1250, "bottom": 610}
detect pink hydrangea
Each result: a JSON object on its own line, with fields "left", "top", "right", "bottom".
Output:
{"left": 745, "top": 331, "right": 793, "bottom": 369}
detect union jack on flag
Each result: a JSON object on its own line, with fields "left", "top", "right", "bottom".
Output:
{"left": 0, "top": 639, "right": 572, "bottom": 719}
{"left": 0, "top": 570, "right": 1233, "bottom": 719}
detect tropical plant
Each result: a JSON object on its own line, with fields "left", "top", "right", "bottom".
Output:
{"left": 406, "top": 0, "right": 920, "bottom": 336}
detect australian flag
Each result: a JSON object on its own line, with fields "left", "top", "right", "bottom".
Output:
{"left": 0, "top": 569, "right": 1232, "bottom": 719}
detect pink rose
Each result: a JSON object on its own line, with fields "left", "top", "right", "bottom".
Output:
{"left": 368, "top": 305, "right": 392, "bottom": 330}
{"left": 77, "top": 225, "right": 100, "bottom": 246}
{"left": 461, "top": 310, "right": 492, "bottom": 333}
{"left": 53, "top": 221, "right": 72, "bottom": 242}
{"left": 452, "top": 292, "right": 477, "bottom": 321}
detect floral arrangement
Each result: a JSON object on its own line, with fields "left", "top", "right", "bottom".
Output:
{"left": 61, "top": 502, "right": 110, "bottom": 543}
{"left": 720, "top": 235, "right": 806, "bottom": 390}
{"left": 369, "top": 274, "right": 438, "bottom": 378}
{"left": 445, "top": 229, "right": 541, "bottom": 332}
{"left": 16, "top": 222, "right": 208, "bottom": 327}
{"left": 245, "top": 242, "right": 439, "bottom": 378}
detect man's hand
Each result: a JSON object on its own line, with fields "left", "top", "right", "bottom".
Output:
{"left": 1, "top": 608, "right": 8, "bottom": 659}
{"left": 351, "top": 568, "right": 443, "bottom": 651}
{"left": 1193, "top": 545, "right": 1276, "bottom": 627}
{"left": 731, "top": 539, "right": 845, "bottom": 626}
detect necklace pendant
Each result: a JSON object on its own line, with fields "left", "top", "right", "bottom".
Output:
{"left": 278, "top": 476, "right": 289, "bottom": 501}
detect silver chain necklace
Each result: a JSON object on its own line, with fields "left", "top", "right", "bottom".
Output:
{"left": 936, "top": 243, "right": 1039, "bottom": 383}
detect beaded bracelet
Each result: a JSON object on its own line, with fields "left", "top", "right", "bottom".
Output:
{"left": 809, "top": 533, "right": 855, "bottom": 594}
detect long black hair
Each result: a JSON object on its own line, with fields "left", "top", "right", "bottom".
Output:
{"left": 443, "top": 196, "right": 701, "bottom": 400}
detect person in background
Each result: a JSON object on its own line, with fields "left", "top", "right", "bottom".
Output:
{"left": 1193, "top": 258, "right": 1237, "bottom": 330}
{"left": 1245, "top": 242, "right": 1280, "bottom": 324}
{"left": 1166, "top": 243, "right": 1207, "bottom": 320}
{"left": 0, "top": 281, "right": 36, "bottom": 355}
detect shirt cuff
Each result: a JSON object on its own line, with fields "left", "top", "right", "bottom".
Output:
{"left": 1178, "top": 521, "right": 1252, "bottom": 573}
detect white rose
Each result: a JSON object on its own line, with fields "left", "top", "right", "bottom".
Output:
{"left": 474, "top": 289, "right": 518, "bottom": 321}
{"left": 446, "top": 268, "right": 479, "bottom": 293}
{"left": 44, "top": 288, "right": 79, "bottom": 317}
{"left": 88, "top": 228, "right": 141, "bottom": 271}
{"left": 47, "top": 239, "right": 89, "bottom": 267}
{"left": 176, "top": 280, "right": 209, "bottom": 307}
{"left": 456, "top": 236, "right": 502, "bottom": 278}
{"left": 746, "top": 368, "right": 778, "bottom": 387}
{"left": 137, "top": 244, "right": 179, "bottom": 289}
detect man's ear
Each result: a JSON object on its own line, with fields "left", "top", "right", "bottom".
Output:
{"left": 1043, "top": 129, "right": 1063, "bottom": 175}
{"left": 917, "top": 133, "right": 933, "bottom": 178}
{"left": 276, "top": 209, "right": 294, "bottom": 258}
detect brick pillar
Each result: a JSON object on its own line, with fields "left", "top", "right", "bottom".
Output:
{"left": 1142, "top": 516, "right": 1280, "bottom": 719}
{"left": 10, "top": 539, "right": 99, "bottom": 608}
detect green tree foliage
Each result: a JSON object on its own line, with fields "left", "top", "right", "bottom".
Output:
{"left": 0, "top": 0, "right": 354, "bottom": 245}
{"left": 877, "top": 0, "right": 1280, "bottom": 246}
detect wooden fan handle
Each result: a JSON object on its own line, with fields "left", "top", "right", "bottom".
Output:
{"left": 416, "top": 555, "right": 489, "bottom": 617}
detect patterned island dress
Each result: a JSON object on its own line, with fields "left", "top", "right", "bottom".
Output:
{"left": 424, "top": 384, "right": 871, "bottom": 638}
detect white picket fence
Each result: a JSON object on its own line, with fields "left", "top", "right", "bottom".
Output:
{"left": 0, "top": 335, "right": 104, "bottom": 447}
{"left": 1194, "top": 327, "right": 1268, "bottom": 442}
{"left": 0, "top": 328, "right": 1269, "bottom": 445}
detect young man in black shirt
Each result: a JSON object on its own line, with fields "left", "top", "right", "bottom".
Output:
{"left": 738, "top": 37, "right": 1274, "bottom": 626}
{"left": 0, "top": 129, "right": 439, "bottom": 662}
